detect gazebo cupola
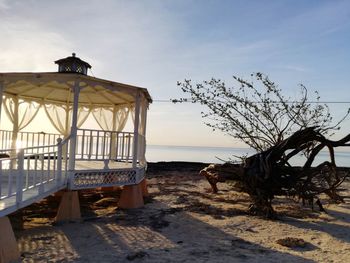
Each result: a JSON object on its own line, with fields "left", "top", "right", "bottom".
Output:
{"left": 55, "top": 53, "right": 91, "bottom": 75}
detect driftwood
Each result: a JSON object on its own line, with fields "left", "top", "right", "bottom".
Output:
{"left": 200, "top": 127, "right": 350, "bottom": 218}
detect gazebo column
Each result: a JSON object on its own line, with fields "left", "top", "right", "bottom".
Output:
{"left": 118, "top": 91, "right": 144, "bottom": 209}
{"left": 61, "top": 82, "right": 81, "bottom": 222}
{"left": 139, "top": 98, "right": 148, "bottom": 165}
{"left": 10, "top": 96, "right": 19, "bottom": 151}
{"left": 0, "top": 217, "right": 20, "bottom": 263}
{"left": 68, "top": 82, "right": 80, "bottom": 171}
{"left": 132, "top": 91, "right": 141, "bottom": 168}
{"left": 110, "top": 105, "right": 118, "bottom": 160}
{"left": 139, "top": 99, "right": 149, "bottom": 197}
{"left": 0, "top": 81, "right": 3, "bottom": 123}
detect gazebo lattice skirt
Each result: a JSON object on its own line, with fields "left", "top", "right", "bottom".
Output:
{"left": 70, "top": 168, "right": 145, "bottom": 190}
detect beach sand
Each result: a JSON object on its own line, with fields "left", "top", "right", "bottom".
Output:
{"left": 9, "top": 162, "right": 350, "bottom": 262}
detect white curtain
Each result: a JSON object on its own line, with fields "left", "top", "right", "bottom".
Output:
{"left": 130, "top": 104, "right": 135, "bottom": 123}
{"left": 92, "top": 105, "right": 131, "bottom": 132}
{"left": 3, "top": 96, "right": 41, "bottom": 132}
{"left": 91, "top": 105, "right": 131, "bottom": 160}
{"left": 130, "top": 100, "right": 147, "bottom": 136}
{"left": 44, "top": 104, "right": 69, "bottom": 136}
{"left": 77, "top": 106, "right": 91, "bottom": 128}
{"left": 3, "top": 96, "right": 41, "bottom": 150}
{"left": 44, "top": 103, "right": 91, "bottom": 136}
{"left": 139, "top": 98, "right": 148, "bottom": 136}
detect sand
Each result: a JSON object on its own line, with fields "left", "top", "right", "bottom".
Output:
{"left": 10, "top": 163, "right": 350, "bottom": 262}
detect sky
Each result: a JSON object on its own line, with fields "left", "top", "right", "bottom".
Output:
{"left": 0, "top": 0, "right": 350, "bottom": 147}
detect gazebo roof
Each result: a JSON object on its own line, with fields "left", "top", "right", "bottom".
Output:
{"left": 0, "top": 72, "right": 152, "bottom": 108}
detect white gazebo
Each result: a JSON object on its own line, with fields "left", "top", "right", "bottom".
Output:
{"left": 0, "top": 54, "right": 152, "bottom": 261}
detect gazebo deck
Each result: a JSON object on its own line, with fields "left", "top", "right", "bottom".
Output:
{"left": 1, "top": 158, "right": 134, "bottom": 171}
{"left": 75, "top": 160, "right": 132, "bottom": 170}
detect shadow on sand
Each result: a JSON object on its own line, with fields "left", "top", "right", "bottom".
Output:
{"left": 280, "top": 205, "right": 350, "bottom": 244}
{"left": 17, "top": 196, "right": 316, "bottom": 263}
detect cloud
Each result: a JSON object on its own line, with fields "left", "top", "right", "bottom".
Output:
{"left": 1, "top": 0, "right": 349, "bottom": 148}
{"left": 0, "top": 13, "right": 73, "bottom": 71}
{"left": 0, "top": 0, "right": 9, "bottom": 10}
{"left": 0, "top": 1, "right": 275, "bottom": 90}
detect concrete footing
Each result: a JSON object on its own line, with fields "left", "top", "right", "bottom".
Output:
{"left": 0, "top": 217, "right": 20, "bottom": 263}
{"left": 118, "top": 184, "right": 144, "bottom": 209}
{"left": 140, "top": 179, "right": 149, "bottom": 197}
{"left": 55, "top": 191, "right": 81, "bottom": 223}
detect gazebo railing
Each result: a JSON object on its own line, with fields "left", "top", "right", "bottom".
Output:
{"left": 75, "top": 128, "right": 134, "bottom": 162}
{"left": 0, "top": 128, "right": 140, "bottom": 165}
{"left": 0, "top": 130, "right": 61, "bottom": 154}
{"left": 0, "top": 143, "right": 68, "bottom": 212}
{"left": 0, "top": 155, "right": 19, "bottom": 200}
{"left": 0, "top": 128, "right": 147, "bottom": 216}
{"left": 0, "top": 130, "right": 12, "bottom": 150}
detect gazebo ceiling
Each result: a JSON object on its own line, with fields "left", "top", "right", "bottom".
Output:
{"left": 0, "top": 72, "right": 152, "bottom": 107}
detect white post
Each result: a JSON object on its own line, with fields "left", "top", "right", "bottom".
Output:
{"left": 10, "top": 97, "right": 19, "bottom": 151}
{"left": 132, "top": 91, "right": 141, "bottom": 168}
{"left": 111, "top": 105, "right": 117, "bottom": 159}
{"left": 16, "top": 149, "right": 24, "bottom": 204}
{"left": 56, "top": 138, "right": 63, "bottom": 186}
{"left": 68, "top": 82, "right": 80, "bottom": 171}
{"left": 0, "top": 80, "right": 3, "bottom": 124}
{"left": 140, "top": 100, "right": 148, "bottom": 166}
{"left": 10, "top": 97, "right": 19, "bottom": 168}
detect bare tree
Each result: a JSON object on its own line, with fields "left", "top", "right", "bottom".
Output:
{"left": 176, "top": 73, "right": 350, "bottom": 218}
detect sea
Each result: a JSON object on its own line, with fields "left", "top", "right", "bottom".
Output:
{"left": 146, "top": 145, "right": 350, "bottom": 167}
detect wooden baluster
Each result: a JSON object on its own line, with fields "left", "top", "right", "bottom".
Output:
{"left": 47, "top": 152, "right": 51, "bottom": 181}
{"left": 102, "top": 131, "right": 106, "bottom": 160}
{"left": 16, "top": 149, "right": 24, "bottom": 204}
{"left": 57, "top": 138, "right": 63, "bottom": 185}
{"left": 127, "top": 133, "right": 132, "bottom": 161}
{"left": 26, "top": 155, "right": 30, "bottom": 190}
{"left": 96, "top": 131, "right": 100, "bottom": 160}
{"left": 109, "top": 131, "right": 113, "bottom": 160}
{"left": 89, "top": 130, "right": 93, "bottom": 159}
{"left": 31, "top": 133, "right": 35, "bottom": 152}
{"left": 34, "top": 154, "right": 38, "bottom": 186}
{"left": 40, "top": 153, "right": 44, "bottom": 184}
{"left": 53, "top": 151, "right": 57, "bottom": 183}
{"left": 37, "top": 132, "right": 40, "bottom": 148}
{"left": 81, "top": 130, "right": 85, "bottom": 159}
{"left": 121, "top": 133, "right": 125, "bottom": 161}
{"left": 7, "top": 160, "right": 13, "bottom": 196}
